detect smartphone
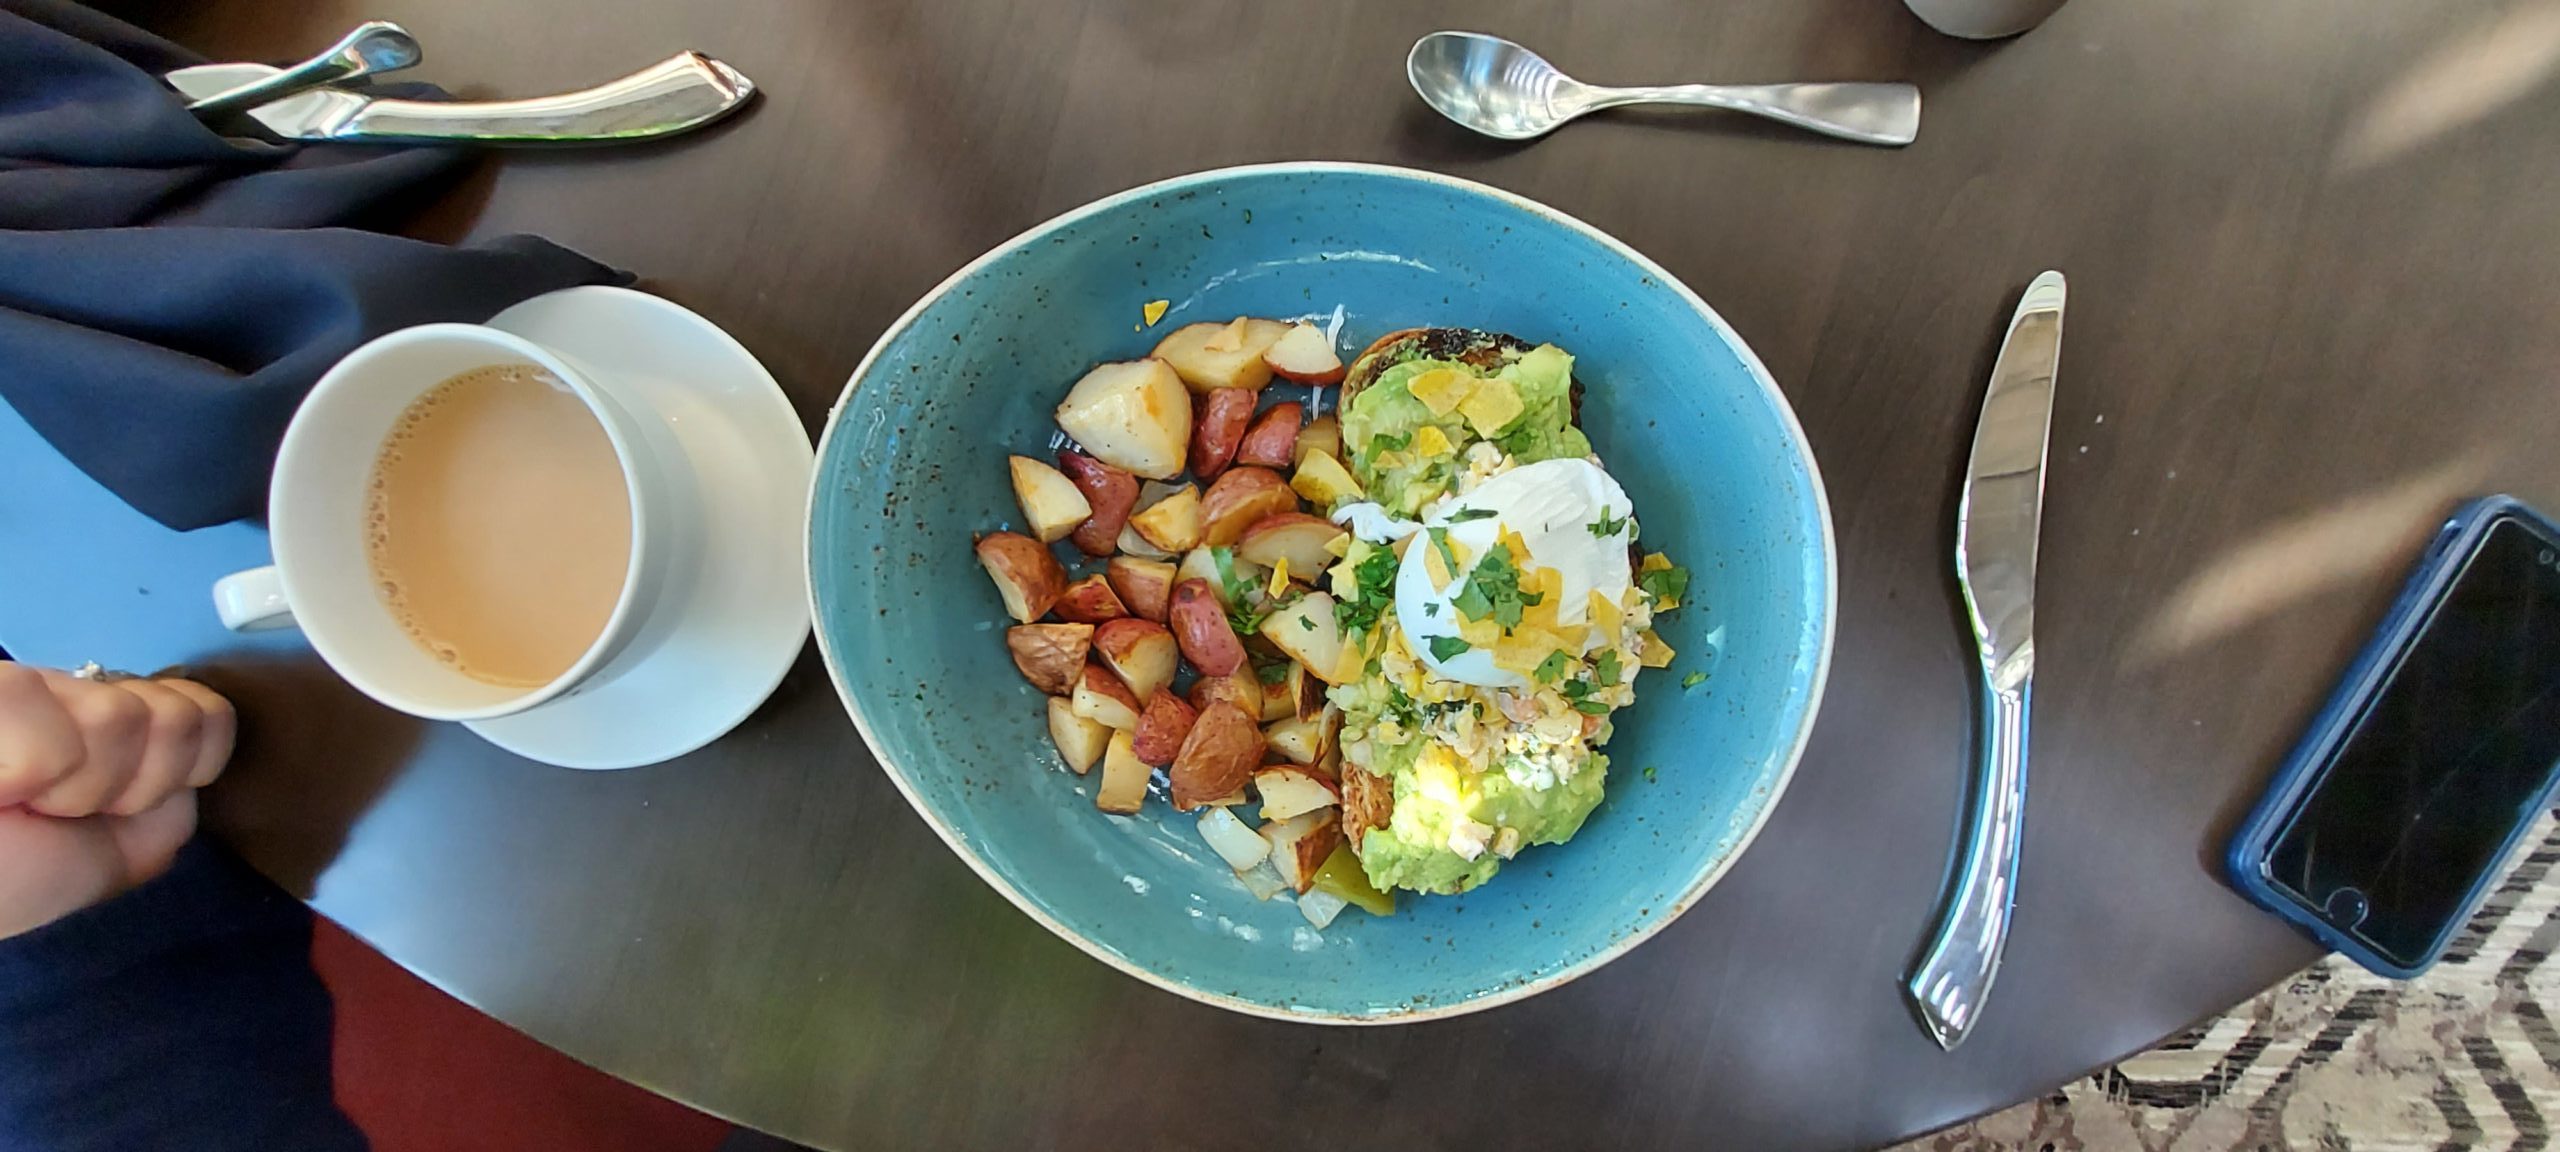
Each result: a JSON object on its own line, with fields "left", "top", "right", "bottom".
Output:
{"left": 2227, "top": 495, "right": 2560, "bottom": 977}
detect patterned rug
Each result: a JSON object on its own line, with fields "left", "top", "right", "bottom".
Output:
{"left": 1899, "top": 817, "right": 2560, "bottom": 1152}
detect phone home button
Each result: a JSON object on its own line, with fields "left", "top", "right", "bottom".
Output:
{"left": 2324, "top": 887, "right": 2371, "bottom": 928}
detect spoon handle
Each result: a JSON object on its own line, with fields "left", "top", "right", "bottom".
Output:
{"left": 330, "top": 53, "right": 754, "bottom": 143}
{"left": 1584, "top": 82, "right": 1920, "bottom": 147}
{"left": 186, "top": 22, "right": 421, "bottom": 121}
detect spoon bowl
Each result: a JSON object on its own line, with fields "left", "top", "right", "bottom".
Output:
{"left": 1408, "top": 31, "right": 1920, "bottom": 147}
{"left": 1407, "top": 30, "right": 1586, "bottom": 141}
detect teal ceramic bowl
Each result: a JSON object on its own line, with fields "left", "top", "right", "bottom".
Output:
{"left": 809, "top": 164, "right": 1834, "bottom": 1022}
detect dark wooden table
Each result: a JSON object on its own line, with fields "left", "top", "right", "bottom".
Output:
{"left": 18, "top": 0, "right": 2560, "bottom": 1146}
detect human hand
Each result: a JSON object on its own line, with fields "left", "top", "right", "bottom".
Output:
{"left": 0, "top": 662, "right": 236, "bottom": 940}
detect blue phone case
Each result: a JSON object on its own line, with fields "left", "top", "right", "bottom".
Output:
{"left": 2224, "top": 494, "right": 2560, "bottom": 978}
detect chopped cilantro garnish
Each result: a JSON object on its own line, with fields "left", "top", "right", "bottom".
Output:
{"left": 1593, "top": 649, "right": 1622, "bottom": 688}
{"left": 1643, "top": 765, "right": 1659, "bottom": 782}
{"left": 1423, "top": 602, "right": 1439, "bottom": 618}
{"left": 1559, "top": 678, "right": 1593, "bottom": 701}
{"left": 1681, "top": 670, "right": 1707, "bottom": 690}
{"left": 1210, "top": 546, "right": 1256, "bottom": 605}
{"left": 1427, "top": 635, "right": 1472, "bottom": 661}
{"left": 1533, "top": 651, "right": 1573, "bottom": 684}
{"left": 1297, "top": 615, "right": 1315, "bottom": 632}
{"left": 1211, "top": 546, "right": 1273, "bottom": 632}
{"left": 1256, "top": 662, "right": 1291, "bottom": 685}
{"left": 1637, "top": 564, "right": 1691, "bottom": 609}
{"left": 1451, "top": 578, "right": 1493, "bottom": 622}
{"left": 1445, "top": 507, "right": 1498, "bottom": 523}
{"left": 1570, "top": 698, "right": 1611, "bottom": 716}
{"left": 1589, "top": 508, "right": 1631, "bottom": 538}
{"left": 1383, "top": 686, "right": 1421, "bottom": 729}
{"left": 1451, "top": 547, "right": 1539, "bottom": 629}
{"left": 1494, "top": 424, "right": 1544, "bottom": 459}
{"left": 1332, "top": 545, "right": 1401, "bottom": 634}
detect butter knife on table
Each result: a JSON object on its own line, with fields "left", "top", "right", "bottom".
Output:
{"left": 1905, "top": 270, "right": 2066, "bottom": 1050}
{"left": 164, "top": 51, "right": 754, "bottom": 145}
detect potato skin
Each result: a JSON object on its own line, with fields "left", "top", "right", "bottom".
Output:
{"left": 1170, "top": 702, "right": 1263, "bottom": 811}
{"left": 1234, "top": 402, "right": 1303, "bottom": 469}
{"left": 1058, "top": 452, "right": 1139, "bottom": 557}
{"left": 1168, "top": 579, "right": 1246, "bottom": 676}
{"left": 1004, "top": 623, "right": 1093, "bottom": 694}
{"left": 1131, "top": 690, "right": 1199, "bottom": 766}
{"left": 1191, "top": 387, "right": 1256, "bottom": 481}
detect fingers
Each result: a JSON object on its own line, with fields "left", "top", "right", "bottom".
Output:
{"left": 0, "top": 664, "right": 81, "bottom": 807}
{"left": 102, "top": 679, "right": 204, "bottom": 817}
{"left": 149, "top": 678, "right": 235, "bottom": 789}
{"left": 105, "top": 789, "right": 198, "bottom": 889}
{"left": 1, "top": 665, "right": 239, "bottom": 819}
{"left": 0, "top": 806, "right": 125, "bottom": 940}
{"left": 25, "top": 675, "right": 149, "bottom": 818}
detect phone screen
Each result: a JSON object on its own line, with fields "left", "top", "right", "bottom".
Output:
{"left": 2262, "top": 514, "right": 2560, "bottom": 967}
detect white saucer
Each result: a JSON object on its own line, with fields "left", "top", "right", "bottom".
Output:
{"left": 466, "top": 287, "right": 812, "bottom": 769}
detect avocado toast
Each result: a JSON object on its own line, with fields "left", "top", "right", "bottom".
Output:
{"left": 1321, "top": 328, "right": 1687, "bottom": 895}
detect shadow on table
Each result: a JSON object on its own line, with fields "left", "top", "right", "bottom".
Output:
{"left": 195, "top": 651, "right": 426, "bottom": 898}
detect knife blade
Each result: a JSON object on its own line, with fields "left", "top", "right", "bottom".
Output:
{"left": 164, "top": 52, "right": 754, "bottom": 145}
{"left": 1905, "top": 269, "right": 2065, "bottom": 1050}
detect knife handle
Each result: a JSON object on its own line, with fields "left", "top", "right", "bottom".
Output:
{"left": 331, "top": 52, "right": 754, "bottom": 143}
{"left": 1904, "top": 672, "right": 2029, "bottom": 1050}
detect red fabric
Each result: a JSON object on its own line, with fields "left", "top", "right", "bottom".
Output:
{"left": 310, "top": 920, "right": 733, "bottom": 1152}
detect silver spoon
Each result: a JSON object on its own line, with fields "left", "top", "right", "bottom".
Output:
{"left": 185, "top": 21, "right": 423, "bottom": 123}
{"left": 1408, "top": 31, "right": 1920, "bottom": 147}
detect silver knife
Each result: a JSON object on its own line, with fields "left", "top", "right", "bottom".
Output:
{"left": 164, "top": 52, "right": 753, "bottom": 145}
{"left": 1905, "top": 269, "right": 2065, "bottom": 1050}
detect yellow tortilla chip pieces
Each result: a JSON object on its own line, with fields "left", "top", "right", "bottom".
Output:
{"left": 1408, "top": 369, "right": 1477, "bottom": 416}
{"left": 1458, "top": 378, "right": 1525, "bottom": 438}
{"left": 1588, "top": 590, "right": 1624, "bottom": 645}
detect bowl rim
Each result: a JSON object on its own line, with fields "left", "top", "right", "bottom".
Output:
{"left": 805, "top": 161, "right": 1838, "bottom": 1024}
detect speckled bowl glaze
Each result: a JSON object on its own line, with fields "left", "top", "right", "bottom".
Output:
{"left": 808, "top": 163, "right": 1834, "bottom": 1023}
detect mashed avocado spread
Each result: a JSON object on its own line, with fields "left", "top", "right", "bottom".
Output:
{"left": 1340, "top": 343, "right": 1590, "bottom": 517}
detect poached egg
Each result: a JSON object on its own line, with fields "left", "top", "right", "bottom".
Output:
{"left": 1384, "top": 458, "right": 1636, "bottom": 688}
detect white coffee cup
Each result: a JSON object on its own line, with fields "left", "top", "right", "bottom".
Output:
{"left": 1904, "top": 0, "right": 2066, "bottom": 38}
{"left": 213, "top": 324, "right": 695, "bottom": 722}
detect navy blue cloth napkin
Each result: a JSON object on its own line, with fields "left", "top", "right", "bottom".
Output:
{"left": 0, "top": 0, "right": 628, "bottom": 530}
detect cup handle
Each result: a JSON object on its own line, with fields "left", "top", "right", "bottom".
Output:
{"left": 213, "top": 566, "right": 297, "bottom": 631}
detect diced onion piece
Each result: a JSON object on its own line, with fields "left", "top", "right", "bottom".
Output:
{"left": 1298, "top": 888, "right": 1349, "bottom": 929}
{"left": 1237, "top": 861, "right": 1288, "bottom": 901}
{"left": 1197, "top": 807, "right": 1270, "bottom": 871}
